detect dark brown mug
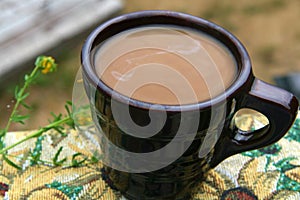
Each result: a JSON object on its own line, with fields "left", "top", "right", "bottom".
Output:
{"left": 81, "top": 11, "right": 299, "bottom": 200}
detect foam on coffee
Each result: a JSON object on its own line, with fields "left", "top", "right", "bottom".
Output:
{"left": 94, "top": 25, "right": 237, "bottom": 105}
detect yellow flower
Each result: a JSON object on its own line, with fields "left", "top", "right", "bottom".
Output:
{"left": 35, "top": 56, "right": 57, "bottom": 74}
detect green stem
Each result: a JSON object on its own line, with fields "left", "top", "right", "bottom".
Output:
{"left": 0, "top": 116, "right": 71, "bottom": 154}
{"left": 2, "top": 66, "right": 40, "bottom": 136}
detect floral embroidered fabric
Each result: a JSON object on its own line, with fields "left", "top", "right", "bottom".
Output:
{"left": 0, "top": 113, "right": 299, "bottom": 199}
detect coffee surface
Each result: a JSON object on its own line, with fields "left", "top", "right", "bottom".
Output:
{"left": 94, "top": 25, "right": 237, "bottom": 105}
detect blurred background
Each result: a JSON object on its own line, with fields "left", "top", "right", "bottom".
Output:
{"left": 0, "top": 0, "right": 299, "bottom": 131}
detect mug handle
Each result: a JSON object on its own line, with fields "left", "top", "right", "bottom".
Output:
{"left": 210, "top": 79, "right": 299, "bottom": 167}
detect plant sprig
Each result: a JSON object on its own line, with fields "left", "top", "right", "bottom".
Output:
{"left": 0, "top": 56, "right": 57, "bottom": 139}
{"left": 0, "top": 56, "right": 97, "bottom": 170}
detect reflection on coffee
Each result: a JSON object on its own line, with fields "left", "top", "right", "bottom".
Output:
{"left": 94, "top": 25, "right": 237, "bottom": 105}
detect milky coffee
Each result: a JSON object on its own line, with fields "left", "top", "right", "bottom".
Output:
{"left": 94, "top": 25, "right": 237, "bottom": 105}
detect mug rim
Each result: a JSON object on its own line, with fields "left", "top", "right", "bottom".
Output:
{"left": 81, "top": 10, "right": 252, "bottom": 111}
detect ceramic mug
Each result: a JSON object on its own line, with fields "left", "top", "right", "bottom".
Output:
{"left": 81, "top": 11, "right": 299, "bottom": 200}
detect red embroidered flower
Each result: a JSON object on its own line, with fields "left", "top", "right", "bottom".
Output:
{"left": 0, "top": 182, "right": 9, "bottom": 196}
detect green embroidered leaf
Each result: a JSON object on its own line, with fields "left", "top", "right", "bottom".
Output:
{"left": 285, "top": 119, "right": 300, "bottom": 142}
{"left": 30, "top": 136, "right": 44, "bottom": 166}
{"left": 273, "top": 157, "right": 297, "bottom": 172}
{"left": 52, "top": 146, "right": 67, "bottom": 166}
{"left": 277, "top": 174, "right": 300, "bottom": 192}
{"left": 46, "top": 181, "right": 83, "bottom": 199}
{"left": 242, "top": 143, "right": 282, "bottom": 158}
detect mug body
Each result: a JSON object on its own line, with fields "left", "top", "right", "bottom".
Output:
{"left": 81, "top": 11, "right": 298, "bottom": 200}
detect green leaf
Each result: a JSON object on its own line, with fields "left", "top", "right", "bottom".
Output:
{"left": 14, "top": 87, "right": 25, "bottom": 100}
{"left": 20, "top": 101, "right": 31, "bottom": 110}
{"left": 90, "top": 155, "right": 99, "bottom": 164}
{"left": 66, "top": 101, "right": 72, "bottom": 106}
{"left": 53, "top": 146, "right": 67, "bottom": 166}
{"left": 19, "top": 92, "right": 29, "bottom": 101}
{"left": 66, "top": 120, "right": 75, "bottom": 130}
{"left": 24, "top": 73, "right": 36, "bottom": 84}
{"left": 11, "top": 114, "right": 30, "bottom": 124}
{"left": 14, "top": 86, "right": 19, "bottom": 99}
{"left": 0, "top": 129, "right": 6, "bottom": 137}
{"left": 65, "top": 104, "right": 71, "bottom": 117}
{"left": 24, "top": 74, "right": 30, "bottom": 81}
{"left": 50, "top": 112, "right": 62, "bottom": 122}
{"left": 53, "top": 127, "right": 67, "bottom": 137}
{"left": 0, "top": 132, "right": 5, "bottom": 149}
{"left": 2, "top": 155, "right": 22, "bottom": 170}
{"left": 71, "top": 153, "right": 87, "bottom": 167}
